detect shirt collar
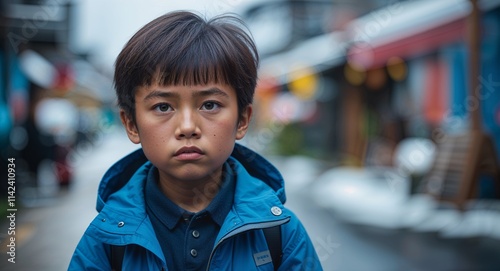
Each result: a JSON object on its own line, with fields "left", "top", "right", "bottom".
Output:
{"left": 145, "top": 167, "right": 184, "bottom": 230}
{"left": 145, "top": 161, "right": 235, "bottom": 230}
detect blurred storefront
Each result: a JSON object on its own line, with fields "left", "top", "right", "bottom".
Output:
{"left": 252, "top": 0, "right": 500, "bottom": 218}
{"left": 1, "top": 0, "right": 115, "bottom": 205}
{"left": 344, "top": 0, "right": 500, "bottom": 206}
{"left": 240, "top": 0, "right": 372, "bottom": 158}
{"left": 254, "top": 0, "right": 500, "bottom": 167}
{"left": 236, "top": 0, "right": 500, "bottom": 240}
{"left": 346, "top": 0, "right": 500, "bottom": 158}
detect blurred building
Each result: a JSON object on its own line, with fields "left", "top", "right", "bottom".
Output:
{"left": 250, "top": 0, "right": 500, "bottom": 205}
{"left": 1, "top": 0, "right": 114, "bottom": 204}
{"left": 237, "top": 0, "right": 393, "bottom": 156}
{"left": 252, "top": 0, "right": 499, "bottom": 157}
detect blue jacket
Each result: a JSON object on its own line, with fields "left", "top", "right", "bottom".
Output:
{"left": 68, "top": 144, "right": 322, "bottom": 270}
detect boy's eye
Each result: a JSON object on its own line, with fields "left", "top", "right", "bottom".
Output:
{"left": 201, "top": 101, "right": 220, "bottom": 111}
{"left": 154, "top": 103, "right": 172, "bottom": 112}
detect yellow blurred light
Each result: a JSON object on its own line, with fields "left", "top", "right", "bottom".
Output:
{"left": 288, "top": 68, "right": 318, "bottom": 100}
{"left": 386, "top": 56, "right": 407, "bottom": 81}
{"left": 344, "top": 62, "right": 366, "bottom": 86}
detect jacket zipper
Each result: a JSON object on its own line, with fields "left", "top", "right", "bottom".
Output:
{"left": 205, "top": 218, "right": 290, "bottom": 271}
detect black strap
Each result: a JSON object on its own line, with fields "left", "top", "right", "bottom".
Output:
{"left": 263, "top": 226, "right": 282, "bottom": 271}
{"left": 110, "top": 245, "right": 125, "bottom": 271}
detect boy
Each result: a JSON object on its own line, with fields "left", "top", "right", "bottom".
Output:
{"left": 68, "top": 11, "right": 322, "bottom": 270}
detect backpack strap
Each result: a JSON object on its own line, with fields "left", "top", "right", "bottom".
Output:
{"left": 110, "top": 245, "right": 125, "bottom": 271}
{"left": 263, "top": 226, "right": 282, "bottom": 271}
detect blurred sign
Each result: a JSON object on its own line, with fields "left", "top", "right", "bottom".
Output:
{"left": 19, "top": 50, "right": 57, "bottom": 89}
{"left": 288, "top": 67, "right": 318, "bottom": 100}
{"left": 34, "top": 97, "right": 78, "bottom": 144}
{"left": 271, "top": 92, "right": 317, "bottom": 124}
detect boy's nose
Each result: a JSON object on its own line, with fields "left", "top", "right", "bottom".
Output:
{"left": 175, "top": 109, "right": 200, "bottom": 139}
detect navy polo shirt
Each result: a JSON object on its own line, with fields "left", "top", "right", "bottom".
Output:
{"left": 145, "top": 162, "right": 236, "bottom": 271}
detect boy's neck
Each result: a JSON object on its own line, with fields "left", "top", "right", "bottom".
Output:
{"left": 157, "top": 169, "right": 223, "bottom": 213}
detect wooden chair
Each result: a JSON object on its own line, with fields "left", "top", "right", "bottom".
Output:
{"left": 419, "top": 131, "right": 500, "bottom": 211}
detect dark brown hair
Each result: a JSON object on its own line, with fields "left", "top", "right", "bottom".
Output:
{"left": 114, "top": 11, "right": 259, "bottom": 122}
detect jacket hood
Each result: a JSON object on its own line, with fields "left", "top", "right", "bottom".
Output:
{"left": 96, "top": 143, "right": 286, "bottom": 213}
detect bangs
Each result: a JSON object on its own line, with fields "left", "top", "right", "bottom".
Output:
{"left": 152, "top": 35, "right": 232, "bottom": 87}
{"left": 142, "top": 13, "right": 257, "bottom": 89}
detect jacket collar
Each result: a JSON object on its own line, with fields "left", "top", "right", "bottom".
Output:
{"left": 96, "top": 143, "right": 286, "bottom": 214}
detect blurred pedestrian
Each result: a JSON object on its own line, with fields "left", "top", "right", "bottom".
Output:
{"left": 68, "top": 11, "right": 322, "bottom": 270}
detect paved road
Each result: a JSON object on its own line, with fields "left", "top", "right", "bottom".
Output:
{"left": 1, "top": 129, "right": 500, "bottom": 270}
{"left": 0, "top": 129, "right": 139, "bottom": 271}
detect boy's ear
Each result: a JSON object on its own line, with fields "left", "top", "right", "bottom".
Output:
{"left": 236, "top": 105, "right": 252, "bottom": 140}
{"left": 120, "top": 110, "right": 141, "bottom": 144}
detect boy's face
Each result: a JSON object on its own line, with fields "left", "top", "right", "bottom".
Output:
{"left": 121, "top": 83, "right": 251, "bottom": 184}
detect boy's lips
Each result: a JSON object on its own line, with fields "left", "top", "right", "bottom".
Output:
{"left": 174, "top": 146, "right": 204, "bottom": 161}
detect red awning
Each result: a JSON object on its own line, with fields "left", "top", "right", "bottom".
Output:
{"left": 348, "top": 18, "right": 466, "bottom": 69}
{"left": 344, "top": 0, "right": 486, "bottom": 69}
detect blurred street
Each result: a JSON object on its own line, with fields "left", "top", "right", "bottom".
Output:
{"left": 0, "top": 128, "right": 139, "bottom": 271}
{"left": 1, "top": 1, "right": 500, "bottom": 270}
{"left": 1, "top": 128, "right": 500, "bottom": 271}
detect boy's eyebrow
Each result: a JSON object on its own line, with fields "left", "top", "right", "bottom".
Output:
{"left": 143, "top": 87, "right": 230, "bottom": 101}
{"left": 192, "top": 87, "right": 230, "bottom": 99}
{"left": 143, "top": 90, "right": 179, "bottom": 101}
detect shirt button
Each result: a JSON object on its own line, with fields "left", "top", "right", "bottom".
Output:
{"left": 190, "top": 249, "right": 198, "bottom": 257}
{"left": 192, "top": 230, "right": 200, "bottom": 238}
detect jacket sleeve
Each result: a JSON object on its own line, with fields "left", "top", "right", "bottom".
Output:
{"left": 67, "top": 229, "right": 112, "bottom": 271}
{"left": 279, "top": 212, "right": 323, "bottom": 271}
